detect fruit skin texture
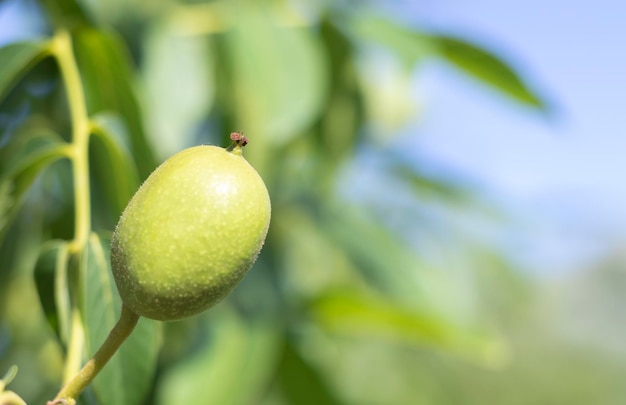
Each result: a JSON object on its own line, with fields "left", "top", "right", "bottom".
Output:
{"left": 110, "top": 145, "right": 271, "bottom": 321}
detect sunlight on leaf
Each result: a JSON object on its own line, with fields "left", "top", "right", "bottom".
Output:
{"left": 142, "top": 20, "right": 214, "bottom": 158}
{"left": 222, "top": 6, "right": 327, "bottom": 145}
{"left": 0, "top": 391, "right": 27, "bottom": 405}
{"left": 311, "top": 290, "right": 510, "bottom": 367}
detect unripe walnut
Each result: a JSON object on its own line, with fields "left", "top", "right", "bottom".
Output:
{"left": 110, "top": 142, "right": 270, "bottom": 321}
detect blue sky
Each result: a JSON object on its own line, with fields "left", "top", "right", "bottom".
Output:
{"left": 398, "top": 0, "right": 626, "bottom": 273}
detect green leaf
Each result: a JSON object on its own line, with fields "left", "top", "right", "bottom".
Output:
{"left": 274, "top": 207, "right": 360, "bottom": 299}
{"left": 157, "top": 308, "right": 280, "bottom": 405}
{"left": 323, "top": 205, "right": 421, "bottom": 298}
{"left": 0, "top": 365, "right": 18, "bottom": 391}
{"left": 221, "top": 6, "right": 327, "bottom": 145}
{"left": 0, "top": 132, "right": 68, "bottom": 243}
{"left": 142, "top": 21, "right": 215, "bottom": 158}
{"left": 276, "top": 340, "right": 343, "bottom": 405}
{"left": 2, "top": 133, "right": 68, "bottom": 196}
{"left": 39, "top": 0, "right": 93, "bottom": 30}
{"left": 348, "top": 16, "right": 435, "bottom": 68}
{"left": 0, "top": 390, "right": 27, "bottom": 405}
{"left": 316, "top": 18, "right": 365, "bottom": 160}
{"left": 0, "top": 194, "right": 45, "bottom": 294}
{"left": 33, "top": 240, "right": 71, "bottom": 343}
{"left": 89, "top": 113, "right": 140, "bottom": 218}
{"left": 0, "top": 182, "right": 12, "bottom": 234}
{"left": 82, "top": 233, "right": 160, "bottom": 405}
{"left": 347, "top": 16, "right": 546, "bottom": 109}
{"left": 0, "top": 41, "right": 50, "bottom": 103}
{"left": 431, "top": 35, "right": 546, "bottom": 109}
{"left": 321, "top": 206, "right": 510, "bottom": 366}
{"left": 389, "top": 159, "right": 474, "bottom": 205}
{"left": 72, "top": 28, "right": 157, "bottom": 179}
{"left": 311, "top": 290, "right": 510, "bottom": 367}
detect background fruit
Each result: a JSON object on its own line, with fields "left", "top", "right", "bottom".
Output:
{"left": 110, "top": 144, "right": 271, "bottom": 321}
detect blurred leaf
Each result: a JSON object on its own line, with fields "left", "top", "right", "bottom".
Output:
{"left": 316, "top": 18, "right": 365, "bottom": 161}
{"left": 221, "top": 6, "right": 327, "bottom": 145}
{"left": 0, "top": 193, "right": 45, "bottom": 297}
{"left": 311, "top": 290, "right": 509, "bottom": 367}
{"left": 0, "top": 365, "right": 18, "bottom": 391}
{"left": 72, "top": 28, "right": 157, "bottom": 178}
{"left": 348, "top": 16, "right": 545, "bottom": 109}
{"left": 39, "top": 0, "right": 93, "bottom": 30}
{"left": 33, "top": 240, "right": 71, "bottom": 342}
{"left": 390, "top": 160, "right": 474, "bottom": 205}
{"left": 157, "top": 308, "right": 280, "bottom": 405}
{"left": 323, "top": 205, "right": 421, "bottom": 298}
{"left": 276, "top": 340, "right": 343, "bottom": 405}
{"left": 1, "top": 134, "right": 67, "bottom": 196}
{"left": 0, "top": 58, "right": 63, "bottom": 152}
{"left": 357, "top": 55, "right": 417, "bottom": 134}
{"left": 312, "top": 291, "right": 449, "bottom": 344}
{"left": 142, "top": 21, "right": 214, "bottom": 158}
{"left": 0, "top": 386, "right": 27, "bottom": 405}
{"left": 348, "top": 16, "right": 435, "bottom": 68}
{"left": 320, "top": 205, "right": 510, "bottom": 366}
{"left": 0, "top": 183, "right": 12, "bottom": 234}
{"left": 0, "top": 41, "right": 49, "bottom": 103}
{"left": 0, "top": 132, "right": 68, "bottom": 243}
{"left": 89, "top": 113, "right": 140, "bottom": 219}
{"left": 274, "top": 208, "right": 360, "bottom": 299}
{"left": 431, "top": 35, "right": 546, "bottom": 109}
{"left": 82, "top": 233, "right": 160, "bottom": 405}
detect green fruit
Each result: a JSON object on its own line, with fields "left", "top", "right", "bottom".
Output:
{"left": 110, "top": 143, "right": 271, "bottom": 321}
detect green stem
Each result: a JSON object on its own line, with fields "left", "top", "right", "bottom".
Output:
{"left": 50, "top": 30, "right": 91, "bottom": 254}
{"left": 48, "top": 29, "right": 95, "bottom": 396}
{"left": 62, "top": 308, "right": 85, "bottom": 385}
{"left": 47, "top": 27, "right": 142, "bottom": 405}
{"left": 54, "top": 306, "right": 140, "bottom": 402}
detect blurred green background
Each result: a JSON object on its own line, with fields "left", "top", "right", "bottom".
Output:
{"left": 1, "top": 0, "right": 625, "bottom": 404}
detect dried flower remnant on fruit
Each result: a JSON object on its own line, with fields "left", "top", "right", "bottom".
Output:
{"left": 230, "top": 131, "right": 248, "bottom": 147}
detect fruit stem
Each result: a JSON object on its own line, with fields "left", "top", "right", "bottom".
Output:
{"left": 51, "top": 306, "right": 140, "bottom": 404}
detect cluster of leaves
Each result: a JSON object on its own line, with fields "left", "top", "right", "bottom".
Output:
{"left": 0, "top": 0, "right": 548, "bottom": 404}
